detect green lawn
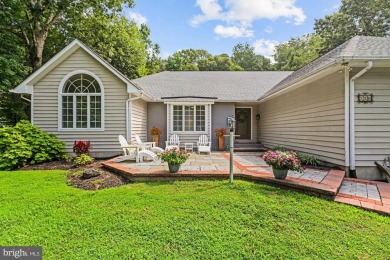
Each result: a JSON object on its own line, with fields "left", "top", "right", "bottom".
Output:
{"left": 0, "top": 171, "right": 389, "bottom": 259}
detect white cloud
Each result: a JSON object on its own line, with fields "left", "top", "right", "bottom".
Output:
{"left": 214, "top": 25, "right": 254, "bottom": 38}
{"left": 253, "top": 39, "right": 279, "bottom": 62}
{"left": 191, "top": 0, "right": 306, "bottom": 38}
{"left": 128, "top": 11, "right": 147, "bottom": 27}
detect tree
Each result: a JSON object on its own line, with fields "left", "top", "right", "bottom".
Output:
{"left": 0, "top": 31, "right": 30, "bottom": 126}
{"left": 69, "top": 15, "right": 149, "bottom": 79}
{"left": 0, "top": 0, "right": 134, "bottom": 71}
{"left": 232, "top": 43, "right": 272, "bottom": 71}
{"left": 198, "top": 54, "right": 243, "bottom": 71}
{"left": 165, "top": 49, "right": 212, "bottom": 71}
{"left": 274, "top": 34, "right": 321, "bottom": 71}
{"left": 314, "top": 0, "right": 390, "bottom": 54}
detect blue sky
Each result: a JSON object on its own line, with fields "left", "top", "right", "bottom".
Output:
{"left": 126, "top": 0, "right": 341, "bottom": 60}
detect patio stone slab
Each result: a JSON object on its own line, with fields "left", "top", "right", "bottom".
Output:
{"left": 181, "top": 166, "right": 201, "bottom": 171}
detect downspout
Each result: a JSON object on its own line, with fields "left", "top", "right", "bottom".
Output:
{"left": 349, "top": 61, "right": 373, "bottom": 178}
{"left": 126, "top": 93, "right": 143, "bottom": 141}
{"left": 21, "top": 94, "right": 33, "bottom": 124}
{"left": 344, "top": 66, "right": 350, "bottom": 170}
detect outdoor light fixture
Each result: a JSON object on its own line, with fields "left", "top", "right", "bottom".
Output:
{"left": 256, "top": 113, "right": 260, "bottom": 120}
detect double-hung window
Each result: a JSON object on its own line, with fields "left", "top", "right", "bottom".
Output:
{"left": 172, "top": 105, "right": 206, "bottom": 132}
{"left": 61, "top": 73, "right": 103, "bottom": 130}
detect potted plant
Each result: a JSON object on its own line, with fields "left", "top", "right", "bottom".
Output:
{"left": 160, "top": 148, "right": 190, "bottom": 173}
{"left": 263, "top": 150, "right": 304, "bottom": 179}
{"left": 214, "top": 128, "right": 227, "bottom": 151}
{"left": 150, "top": 126, "right": 162, "bottom": 147}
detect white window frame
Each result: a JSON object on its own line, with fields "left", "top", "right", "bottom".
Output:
{"left": 58, "top": 70, "right": 105, "bottom": 131}
{"left": 170, "top": 104, "right": 208, "bottom": 134}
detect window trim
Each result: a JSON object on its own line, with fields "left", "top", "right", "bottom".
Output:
{"left": 170, "top": 104, "right": 208, "bottom": 134}
{"left": 58, "top": 70, "right": 105, "bottom": 131}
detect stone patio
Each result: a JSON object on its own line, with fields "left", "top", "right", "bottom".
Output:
{"left": 103, "top": 152, "right": 390, "bottom": 216}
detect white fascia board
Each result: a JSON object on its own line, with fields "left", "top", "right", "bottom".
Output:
{"left": 163, "top": 101, "right": 215, "bottom": 105}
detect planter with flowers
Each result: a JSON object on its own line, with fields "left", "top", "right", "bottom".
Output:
{"left": 150, "top": 126, "right": 162, "bottom": 147}
{"left": 160, "top": 148, "right": 190, "bottom": 173}
{"left": 263, "top": 150, "right": 304, "bottom": 179}
{"left": 214, "top": 128, "right": 227, "bottom": 151}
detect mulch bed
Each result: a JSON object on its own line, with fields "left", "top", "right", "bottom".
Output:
{"left": 21, "top": 160, "right": 128, "bottom": 190}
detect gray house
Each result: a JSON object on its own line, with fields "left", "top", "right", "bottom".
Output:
{"left": 12, "top": 36, "right": 390, "bottom": 180}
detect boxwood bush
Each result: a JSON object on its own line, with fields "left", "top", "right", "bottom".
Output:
{"left": 0, "top": 120, "right": 65, "bottom": 170}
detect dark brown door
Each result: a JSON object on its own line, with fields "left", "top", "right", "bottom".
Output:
{"left": 235, "top": 108, "right": 251, "bottom": 139}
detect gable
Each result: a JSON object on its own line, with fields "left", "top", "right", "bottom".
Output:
{"left": 11, "top": 40, "right": 140, "bottom": 95}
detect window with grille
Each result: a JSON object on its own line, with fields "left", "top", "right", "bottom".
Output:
{"left": 172, "top": 105, "right": 206, "bottom": 132}
{"left": 61, "top": 73, "right": 102, "bottom": 129}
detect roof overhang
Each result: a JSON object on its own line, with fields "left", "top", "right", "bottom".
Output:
{"left": 259, "top": 56, "right": 390, "bottom": 103}
{"left": 11, "top": 39, "right": 141, "bottom": 94}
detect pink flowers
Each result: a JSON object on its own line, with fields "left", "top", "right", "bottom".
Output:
{"left": 263, "top": 150, "right": 304, "bottom": 172}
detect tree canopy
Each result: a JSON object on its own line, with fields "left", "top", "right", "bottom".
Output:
{"left": 0, "top": 0, "right": 160, "bottom": 125}
{"left": 273, "top": 34, "right": 320, "bottom": 71}
{"left": 314, "top": 0, "right": 390, "bottom": 54}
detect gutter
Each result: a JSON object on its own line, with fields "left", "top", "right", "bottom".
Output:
{"left": 126, "top": 93, "right": 143, "bottom": 141}
{"left": 349, "top": 61, "right": 373, "bottom": 178}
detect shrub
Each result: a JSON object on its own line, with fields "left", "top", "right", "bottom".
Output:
{"left": 0, "top": 120, "right": 65, "bottom": 170}
{"left": 263, "top": 150, "right": 304, "bottom": 172}
{"left": 160, "top": 148, "right": 189, "bottom": 165}
{"left": 73, "top": 140, "right": 91, "bottom": 155}
{"left": 298, "top": 153, "right": 320, "bottom": 166}
{"left": 74, "top": 154, "right": 94, "bottom": 166}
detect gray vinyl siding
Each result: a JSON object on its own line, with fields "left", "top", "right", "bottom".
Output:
{"left": 33, "top": 48, "right": 127, "bottom": 157}
{"left": 166, "top": 103, "right": 212, "bottom": 148}
{"left": 212, "top": 103, "right": 235, "bottom": 150}
{"left": 258, "top": 72, "right": 345, "bottom": 165}
{"left": 355, "top": 67, "right": 390, "bottom": 168}
{"left": 147, "top": 102, "right": 167, "bottom": 146}
{"left": 131, "top": 98, "right": 147, "bottom": 142}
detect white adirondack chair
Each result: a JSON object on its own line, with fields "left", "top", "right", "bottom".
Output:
{"left": 117, "top": 135, "right": 158, "bottom": 163}
{"left": 165, "top": 134, "right": 180, "bottom": 151}
{"left": 197, "top": 135, "right": 211, "bottom": 154}
{"left": 134, "top": 134, "right": 164, "bottom": 154}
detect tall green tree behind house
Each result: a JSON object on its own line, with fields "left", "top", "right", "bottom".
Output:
{"left": 314, "top": 0, "right": 390, "bottom": 54}
{"left": 0, "top": 31, "right": 30, "bottom": 126}
{"left": 274, "top": 34, "right": 321, "bottom": 71}
{"left": 165, "top": 49, "right": 213, "bottom": 71}
{"left": 232, "top": 43, "right": 272, "bottom": 71}
{"left": 0, "top": 0, "right": 135, "bottom": 71}
{"left": 0, "top": 0, "right": 160, "bottom": 125}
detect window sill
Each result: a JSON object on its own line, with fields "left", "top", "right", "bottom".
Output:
{"left": 58, "top": 128, "right": 105, "bottom": 132}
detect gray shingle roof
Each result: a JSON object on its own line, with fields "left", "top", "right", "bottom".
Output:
{"left": 261, "top": 36, "right": 390, "bottom": 100}
{"left": 132, "top": 36, "right": 390, "bottom": 102}
{"left": 131, "top": 71, "right": 292, "bottom": 101}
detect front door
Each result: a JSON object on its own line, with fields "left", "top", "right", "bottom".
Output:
{"left": 235, "top": 108, "right": 251, "bottom": 139}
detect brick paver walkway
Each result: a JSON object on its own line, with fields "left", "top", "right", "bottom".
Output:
{"left": 103, "top": 152, "right": 390, "bottom": 216}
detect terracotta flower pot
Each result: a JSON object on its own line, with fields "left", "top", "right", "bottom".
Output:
{"left": 218, "top": 136, "right": 225, "bottom": 151}
{"left": 152, "top": 135, "right": 159, "bottom": 147}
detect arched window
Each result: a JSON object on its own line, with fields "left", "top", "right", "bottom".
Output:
{"left": 60, "top": 73, "right": 103, "bottom": 129}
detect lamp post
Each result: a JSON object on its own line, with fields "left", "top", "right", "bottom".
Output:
{"left": 226, "top": 116, "right": 237, "bottom": 184}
